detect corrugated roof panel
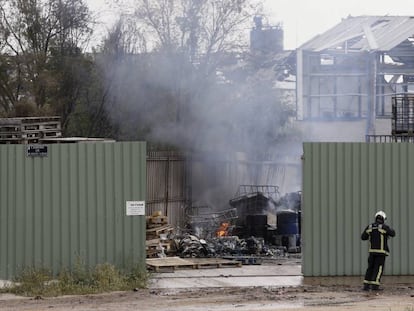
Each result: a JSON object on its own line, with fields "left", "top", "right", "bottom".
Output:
{"left": 379, "top": 18, "right": 414, "bottom": 50}
{"left": 299, "top": 16, "right": 414, "bottom": 52}
{"left": 355, "top": 16, "right": 414, "bottom": 51}
{"left": 299, "top": 16, "right": 370, "bottom": 51}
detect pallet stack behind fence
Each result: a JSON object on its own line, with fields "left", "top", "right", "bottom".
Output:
{"left": 0, "top": 116, "right": 61, "bottom": 144}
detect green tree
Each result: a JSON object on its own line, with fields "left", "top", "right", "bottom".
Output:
{"left": 0, "top": 0, "right": 92, "bottom": 119}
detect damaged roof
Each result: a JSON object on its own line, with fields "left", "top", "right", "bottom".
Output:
{"left": 299, "top": 15, "right": 414, "bottom": 52}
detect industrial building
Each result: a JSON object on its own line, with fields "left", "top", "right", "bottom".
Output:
{"left": 296, "top": 15, "right": 414, "bottom": 142}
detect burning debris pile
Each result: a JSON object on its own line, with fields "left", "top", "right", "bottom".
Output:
{"left": 147, "top": 186, "right": 301, "bottom": 259}
{"left": 170, "top": 233, "right": 287, "bottom": 259}
{"left": 146, "top": 220, "right": 287, "bottom": 259}
{"left": 174, "top": 235, "right": 249, "bottom": 258}
{"left": 185, "top": 205, "right": 238, "bottom": 239}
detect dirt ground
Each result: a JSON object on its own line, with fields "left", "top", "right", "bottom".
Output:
{"left": 1, "top": 280, "right": 414, "bottom": 310}
{"left": 1, "top": 258, "right": 414, "bottom": 311}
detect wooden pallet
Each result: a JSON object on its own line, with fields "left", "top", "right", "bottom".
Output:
{"left": 146, "top": 215, "right": 168, "bottom": 225}
{"left": 146, "top": 242, "right": 171, "bottom": 251}
{"left": 0, "top": 130, "right": 61, "bottom": 139}
{"left": 186, "top": 258, "right": 243, "bottom": 269}
{"left": 146, "top": 257, "right": 242, "bottom": 272}
{"left": 146, "top": 225, "right": 174, "bottom": 240}
{"left": 146, "top": 257, "right": 195, "bottom": 271}
{"left": 0, "top": 116, "right": 62, "bottom": 144}
{"left": 146, "top": 225, "right": 174, "bottom": 234}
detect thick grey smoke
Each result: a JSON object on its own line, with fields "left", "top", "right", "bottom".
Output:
{"left": 99, "top": 21, "right": 302, "bottom": 210}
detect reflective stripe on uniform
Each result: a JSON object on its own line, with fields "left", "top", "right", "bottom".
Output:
{"left": 375, "top": 265, "right": 383, "bottom": 285}
{"left": 368, "top": 248, "right": 388, "bottom": 255}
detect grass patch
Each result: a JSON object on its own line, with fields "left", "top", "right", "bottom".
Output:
{"left": 0, "top": 262, "right": 149, "bottom": 297}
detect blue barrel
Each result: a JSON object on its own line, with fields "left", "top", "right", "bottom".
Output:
{"left": 277, "top": 210, "right": 299, "bottom": 235}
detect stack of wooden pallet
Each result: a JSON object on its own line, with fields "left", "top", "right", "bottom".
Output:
{"left": 146, "top": 211, "right": 175, "bottom": 258}
{"left": 0, "top": 116, "right": 61, "bottom": 144}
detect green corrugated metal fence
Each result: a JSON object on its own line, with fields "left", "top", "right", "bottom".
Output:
{"left": 0, "top": 142, "right": 146, "bottom": 279}
{"left": 302, "top": 142, "right": 414, "bottom": 276}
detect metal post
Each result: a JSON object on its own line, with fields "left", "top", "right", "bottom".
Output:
{"left": 366, "top": 52, "right": 377, "bottom": 136}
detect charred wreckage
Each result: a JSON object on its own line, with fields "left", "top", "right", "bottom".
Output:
{"left": 146, "top": 185, "right": 301, "bottom": 262}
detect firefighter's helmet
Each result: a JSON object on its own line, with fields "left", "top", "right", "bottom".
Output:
{"left": 375, "top": 211, "right": 387, "bottom": 221}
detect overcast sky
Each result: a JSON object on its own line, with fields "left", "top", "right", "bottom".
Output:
{"left": 87, "top": 0, "right": 414, "bottom": 50}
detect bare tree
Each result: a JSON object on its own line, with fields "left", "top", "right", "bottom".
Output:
{"left": 128, "top": 0, "right": 258, "bottom": 126}
{"left": 134, "top": 0, "right": 254, "bottom": 70}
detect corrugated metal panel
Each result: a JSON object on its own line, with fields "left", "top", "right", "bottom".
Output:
{"left": 146, "top": 151, "right": 188, "bottom": 226}
{"left": 302, "top": 142, "right": 414, "bottom": 276}
{"left": 0, "top": 142, "right": 146, "bottom": 279}
{"left": 300, "top": 15, "right": 414, "bottom": 52}
{"left": 301, "top": 16, "right": 371, "bottom": 51}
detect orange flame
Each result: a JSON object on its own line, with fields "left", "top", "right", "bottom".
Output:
{"left": 216, "top": 222, "right": 230, "bottom": 237}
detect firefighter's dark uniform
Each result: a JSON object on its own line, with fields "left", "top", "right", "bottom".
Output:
{"left": 361, "top": 219, "right": 395, "bottom": 290}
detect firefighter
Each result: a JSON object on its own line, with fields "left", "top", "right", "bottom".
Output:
{"left": 361, "top": 211, "right": 396, "bottom": 291}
